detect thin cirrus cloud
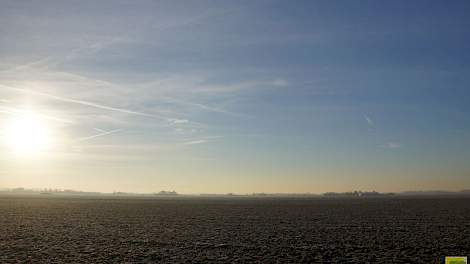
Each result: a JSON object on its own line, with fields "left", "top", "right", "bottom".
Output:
{"left": 0, "top": 84, "right": 169, "bottom": 120}
{"left": 0, "top": 57, "right": 53, "bottom": 73}
{"left": 161, "top": 96, "right": 248, "bottom": 118}
{"left": 193, "top": 79, "right": 289, "bottom": 94}
{"left": 0, "top": 105, "right": 74, "bottom": 124}
{"left": 183, "top": 139, "right": 208, "bottom": 145}
{"left": 364, "top": 115, "right": 374, "bottom": 126}
{"left": 0, "top": 64, "right": 256, "bottom": 158}
{"left": 380, "top": 142, "right": 402, "bottom": 149}
{"left": 167, "top": 118, "right": 189, "bottom": 125}
{"left": 0, "top": 58, "right": 279, "bottom": 155}
{"left": 74, "top": 128, "right": 123, "bottom": 143}
{"left": 182, "top": 135, "right": 223, "bottom": 146}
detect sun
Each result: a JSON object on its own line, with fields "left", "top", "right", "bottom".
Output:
{"left": 3, "top": 113, "right": 52, "bottom": 155}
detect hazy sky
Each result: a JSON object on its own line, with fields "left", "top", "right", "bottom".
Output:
{"left": 1, "top": 0, "right": 469, "bottom": 193}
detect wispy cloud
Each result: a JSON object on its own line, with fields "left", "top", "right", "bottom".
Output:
{"left": 0, "top": 84, "right": 167, "bottom": 120}
{"left": 271, "top": 79, "right": 289, "bottom": 87}
{"left": 0, "top": 5, "right": 287, "bottom": 159}
{"left": 161, "top": 96, "right": 250, "bottom": 118}
{"left": 380, "top": 142, "right": 402, "bottom": 149}
{"left": 74, "top": 129, "right": 123, "bottom": 143}
{"left": 194, "top": 79, "right": 289, "bottom": 94}
{"left": 93, "top": 128, "right": 108, "bottom": 133}
{"left": 183, "top": 139, "right": 208, "bottom": 145}
{"left": 182, "top": 136, "right": 223, "bottom": 146}
{"left": 168, "top": 118, "right": 189, "bottom": 124}
{"left": 0, "top": 105, "right": 74, "bottom": 124}
{"left": 0, "top": 57, "right": 53, "bottom": 73}
{"left": 364, "top": 115, "right": 374, "bottom": 126}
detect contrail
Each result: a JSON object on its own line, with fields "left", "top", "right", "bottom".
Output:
{"left": 0, "top": 84, "right": 167, "bottom": 120}
{"left": 93, "top": 127, "right": 107, "bottom": 133}
{"left": 0, "top": 57, "right": 52, "bottom": 73}
{"left": 183, "top": 139, "right": 208, "bottom": 145}
{"left": 74, "top": 129, "right": 122, "bottom": 142}
{"left": 0, "top": 106, "right": 74, "bottom": 124}
{"left": 161, "top": 96, "right": 249, "bottom": 118}
{"left": 182, "top": 136, "right": 223, "bottom": 145}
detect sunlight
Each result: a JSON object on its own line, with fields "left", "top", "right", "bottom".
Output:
{"left": 3, "top": 112, "right": 52, "bottom": 156}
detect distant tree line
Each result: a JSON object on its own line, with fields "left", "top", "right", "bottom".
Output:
{"left": 322, "top": 191, "right": 395, "bottom": 197}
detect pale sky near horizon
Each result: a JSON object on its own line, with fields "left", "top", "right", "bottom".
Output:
{"left": 1, "top": 0, "right": 469, "bottom": 194}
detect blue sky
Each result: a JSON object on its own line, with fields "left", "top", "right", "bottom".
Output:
{"left": 0, "top": 0, "right": 469, "bottom": 193}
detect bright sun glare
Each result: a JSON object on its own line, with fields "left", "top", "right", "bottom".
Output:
{"left": 3, "top": 113, "right": 52, "bottom": 155}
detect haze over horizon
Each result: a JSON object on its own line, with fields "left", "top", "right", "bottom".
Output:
{"left": 1, "top": 0, "right": 470, "bottom": 194}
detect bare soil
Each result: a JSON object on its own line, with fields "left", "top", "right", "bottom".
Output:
{"left": 0, "top": 196, "right": 469, "bottom": 263}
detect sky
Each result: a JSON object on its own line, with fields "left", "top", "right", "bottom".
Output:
{"left": 1, "top": 0, "right": 470, "bottom": 194}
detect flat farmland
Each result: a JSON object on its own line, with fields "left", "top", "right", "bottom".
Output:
{"left": 0, "top": 196, "right": 469, "bottom": 263}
